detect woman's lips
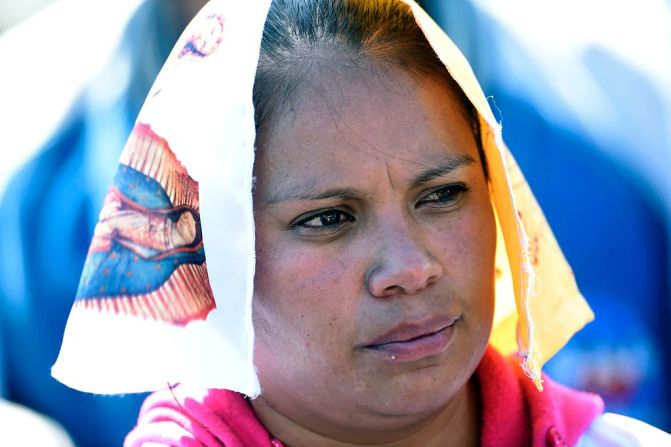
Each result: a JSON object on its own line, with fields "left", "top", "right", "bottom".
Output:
{"left": 363, "top": 316, "right": 459, "bottom": 363}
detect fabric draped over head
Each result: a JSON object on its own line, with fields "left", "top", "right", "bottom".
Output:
{"left": 52, "top": 0, "right": 593, "bottom": 395}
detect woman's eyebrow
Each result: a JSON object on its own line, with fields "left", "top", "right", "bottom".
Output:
{"left": 262, "top": 155, "right": 474, "bottom": 206}
{"left": 263, "top": 187, "right": 361, "bottom": 207}
{"left": 409, "top": 154, "right": 475, "bottom": 189}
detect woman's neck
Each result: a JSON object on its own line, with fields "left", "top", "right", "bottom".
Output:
{"left": 251, "top": 377, "right": 480, "bottom": 447}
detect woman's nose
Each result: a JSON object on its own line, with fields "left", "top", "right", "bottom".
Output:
{"left": 365, "top": 224, "right": 443, "bottom": 298}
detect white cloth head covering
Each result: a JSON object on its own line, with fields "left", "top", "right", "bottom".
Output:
{"left": 53, "top": 0, "right": 593, "bottom": 395}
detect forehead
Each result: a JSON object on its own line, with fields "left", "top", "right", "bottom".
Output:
{"left": 254, "top": 63, "right": 479, "bottom": 194}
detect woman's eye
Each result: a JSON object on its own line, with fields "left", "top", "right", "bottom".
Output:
{"left": 293, "top": 209, "right": 355, "bottom": 233}
{"left": 417, "top": 183, "right": 469, "bottom": 208}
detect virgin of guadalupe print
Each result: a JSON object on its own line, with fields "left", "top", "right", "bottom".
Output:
{"left": 75, "top": 123, "right": 216, "bottom": 326}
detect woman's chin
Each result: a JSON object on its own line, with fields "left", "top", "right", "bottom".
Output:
{"left": 357, "top": 367, "right": 464, "bottom": 420}
{"left": 354, "top": 342, "right": 485, "bottom": 421}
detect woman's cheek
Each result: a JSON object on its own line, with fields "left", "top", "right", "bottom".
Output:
{"left": 269, "top": 238, "right": 354, "bottom": 295}
{"left": 461, "top": 202, "right": 497, "bottom": 324}
{"left": 256, "top": 239, "right": 358, "bottom": 335}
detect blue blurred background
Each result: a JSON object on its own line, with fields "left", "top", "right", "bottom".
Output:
{"left": 0, "top": 0, "right": 669, "bottom": 445}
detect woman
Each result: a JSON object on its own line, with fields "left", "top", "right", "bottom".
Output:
{"left": 53, "top": 0, "right": 670, "bottom": 445}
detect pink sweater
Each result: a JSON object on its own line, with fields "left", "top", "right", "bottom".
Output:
{"left": 125, "top": 347, "right": 603, "bottom": 447}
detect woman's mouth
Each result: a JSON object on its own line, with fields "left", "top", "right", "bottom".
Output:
{"left": 363, "top": 316, "right": 459, "bottom": 363}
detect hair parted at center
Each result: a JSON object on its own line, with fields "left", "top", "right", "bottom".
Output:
{"left": 252, "top": 0, "right": 486, "bottom": 177}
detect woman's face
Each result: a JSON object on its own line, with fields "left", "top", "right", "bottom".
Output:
{"left": 252, "top": 62, "right": 496, "bottom": 438}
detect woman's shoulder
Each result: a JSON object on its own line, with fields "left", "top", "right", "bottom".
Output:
{"left": 124, "top": 386, "right": 276, "bottom": 447}
{"left": 577, "top": 413, "right": 671, "bottom": 447}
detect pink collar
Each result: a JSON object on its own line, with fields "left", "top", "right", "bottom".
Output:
{"left": 477, "top": 346, "right": 603, "bottom": 447}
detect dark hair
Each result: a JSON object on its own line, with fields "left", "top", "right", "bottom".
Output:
{"left": 252, "top": 0, "right": 486, "bottom": 177}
